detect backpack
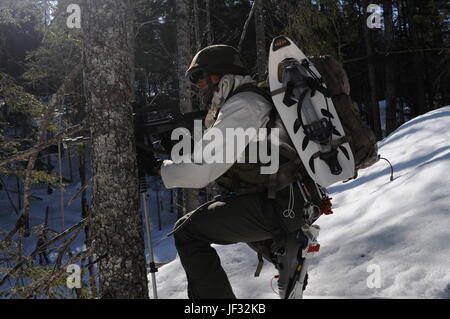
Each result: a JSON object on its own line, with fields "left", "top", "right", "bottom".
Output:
{"left": 233, "top": 55, "right": 379, "bottom": 180}
{"left": 310, "top": 56, "right": 379, "bottom": 172}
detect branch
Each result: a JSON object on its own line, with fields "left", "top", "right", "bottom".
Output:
{"left": 5, "top": 64, "right": 82, "bottom": 239}
{"left": 0, "top": 217, "right": 88, "bottom": 288}
{"left": 0, "top": 124, "right": 84, "bottom": 168}
{"left": 24, "top": 248, "right": 93, "bottom": 299}
{"left": 55, "top": 225, "right": 83, "bottom": 267}
{"left": 67, "top": 177, "right": 92, "bottom": 207}
{"left": 0, "top": 175, "right": 19, "bottom": 215}
{"left": 238, "top": 0, "right": 258, "bottom": 53}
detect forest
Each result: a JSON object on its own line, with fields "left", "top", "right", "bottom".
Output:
{"left": 0, "top": 0, "right": 448, "bottom": 299}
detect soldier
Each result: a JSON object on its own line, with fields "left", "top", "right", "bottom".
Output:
{"left": 157, "top": 45, "right": 323, "bottom": 299}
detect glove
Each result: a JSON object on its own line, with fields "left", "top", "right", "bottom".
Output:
{"left": 151, "top": 158, "right": 164, "bottom": 176}
{"left": 136, "top": 145, "right": 163, "bottom": 177}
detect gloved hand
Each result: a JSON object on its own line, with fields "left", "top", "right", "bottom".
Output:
{"left": 151, "top": 158, "right": 164, "bottom": 176}
{"left": 136, "top": 145, "right": 163, "bottom": 177}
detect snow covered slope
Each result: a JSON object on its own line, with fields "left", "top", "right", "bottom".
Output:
{"left": 155, "top": 106, "right": 450, "bottom": 299}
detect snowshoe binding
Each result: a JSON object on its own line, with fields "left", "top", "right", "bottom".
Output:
{"left": 276, "top": 224, "right": 320, "bottom": 299}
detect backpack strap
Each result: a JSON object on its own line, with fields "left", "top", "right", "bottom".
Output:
{"left": 227, "top": 82, "right": 273, "bottom": 104}
{"left": 226, "top": 83, "right": 278, "bottom": 127}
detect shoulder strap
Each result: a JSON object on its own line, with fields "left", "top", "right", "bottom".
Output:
{"left": 228, "top": 83, "right": 273, "bottom": 104}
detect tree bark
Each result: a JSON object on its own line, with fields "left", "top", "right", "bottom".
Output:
{"left": 205, "top": 0, "right": 213, "bottom": 45}
{"left": 407, "top": 0, "right": 427, "bottom": 116}
{"left": 176, "top": 0, "right": 193, "bottom": 114}
{"left": 254, "top": 0, "right": 267, "bottom": 81}
{"left": 82, "top": 0, "right": 148, "bottom": 298}
{"left": 383, "top": 0, "right": 397, "bottom": 135}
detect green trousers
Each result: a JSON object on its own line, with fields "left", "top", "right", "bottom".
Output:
{"left": 173, "top": 184, "right": 307, "bottom": 299}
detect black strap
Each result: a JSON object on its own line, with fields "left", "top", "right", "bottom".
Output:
{"left": 227, "top": 83, "right": 273, "bottom": 104}
{"left": 254, "top": 252, "right": 264, "bottom": 277}
{"left": 226, "top": 83, "right": 278, "bottom": 128}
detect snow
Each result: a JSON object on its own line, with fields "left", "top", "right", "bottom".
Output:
{"left": 1, "top": 106, "right": 449, "bottom": 299}
{"left": 155, "top": 106, "right": 450, "bottom": 299}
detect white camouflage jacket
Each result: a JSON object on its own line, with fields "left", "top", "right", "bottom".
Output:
{"left": 161, "top": 74, "right": 273, "bottom": 189}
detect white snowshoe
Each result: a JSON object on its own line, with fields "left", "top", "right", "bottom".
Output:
{"left": 268, "top": 36, "right": 355, "bottom": 187}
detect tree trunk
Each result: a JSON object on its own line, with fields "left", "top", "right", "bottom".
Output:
{"left": 176, "top": 0, "right": 193, "bottom": 114}
{"left": 361, "top": 0, "right": 382, "bottom": 139}
{"left": 254, "top": 0, "right": 267, "bottom": 81}
{"left": 205, "top": 0, "right": 213, "bottom": 45}
{"left": 193, "top": 0, "right": 202, "bottom": 51}
{"left": 82, "top": 0, "right": 148, "bottom": 298}
{"left": 383, "top": 0, "right": 397, "bottom": 135}
{"left": 78, "top": 145, "right": 96, "bottom": 295}
{"left": 407, "top": 0, "right": 427, "bottom": 115}
{"left": 176, "top": 0, "right": 201, "bottom": 213}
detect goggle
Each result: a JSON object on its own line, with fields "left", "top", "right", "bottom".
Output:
{"left": 189, "top": 70, "right": 205, "bottom": 84}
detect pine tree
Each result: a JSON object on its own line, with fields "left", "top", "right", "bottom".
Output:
{"left": 81, "top": 0, "right": 148, "bottom": 298}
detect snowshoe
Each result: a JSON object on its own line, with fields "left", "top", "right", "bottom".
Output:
{"left": 276, "top": 225, "right": 320, "bottom": 299}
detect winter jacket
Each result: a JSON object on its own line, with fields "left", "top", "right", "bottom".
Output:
{"left": 161, "top": 74, "right": 273, "bottom": 189}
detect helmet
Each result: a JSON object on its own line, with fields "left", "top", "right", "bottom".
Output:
{"left": 186, "top": 45, "right": 249, "bottom": 83}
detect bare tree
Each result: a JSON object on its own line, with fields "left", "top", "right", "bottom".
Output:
{"left": 82, "top": 0, "right": 148, "bottom": 298}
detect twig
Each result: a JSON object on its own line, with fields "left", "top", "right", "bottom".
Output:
{"left": 0, "top": 218, "right": 88, "bottom": 288}
{"left": 344, "top": 47, "right": 450, "bottom": 64}
{"left": 0, "top": 175, "right": 19, "bottom": 215}
{"left": 24, "top": 248, "right": 93, "bottom": 299}
{"left": 55, "top": 225, "right": 83, "bottom": 267}
{"left": 0, "top": 124, "right": 84, "bottom": 168}
{"left": 67, "top": 178, "right": 92, "bottom": 207}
